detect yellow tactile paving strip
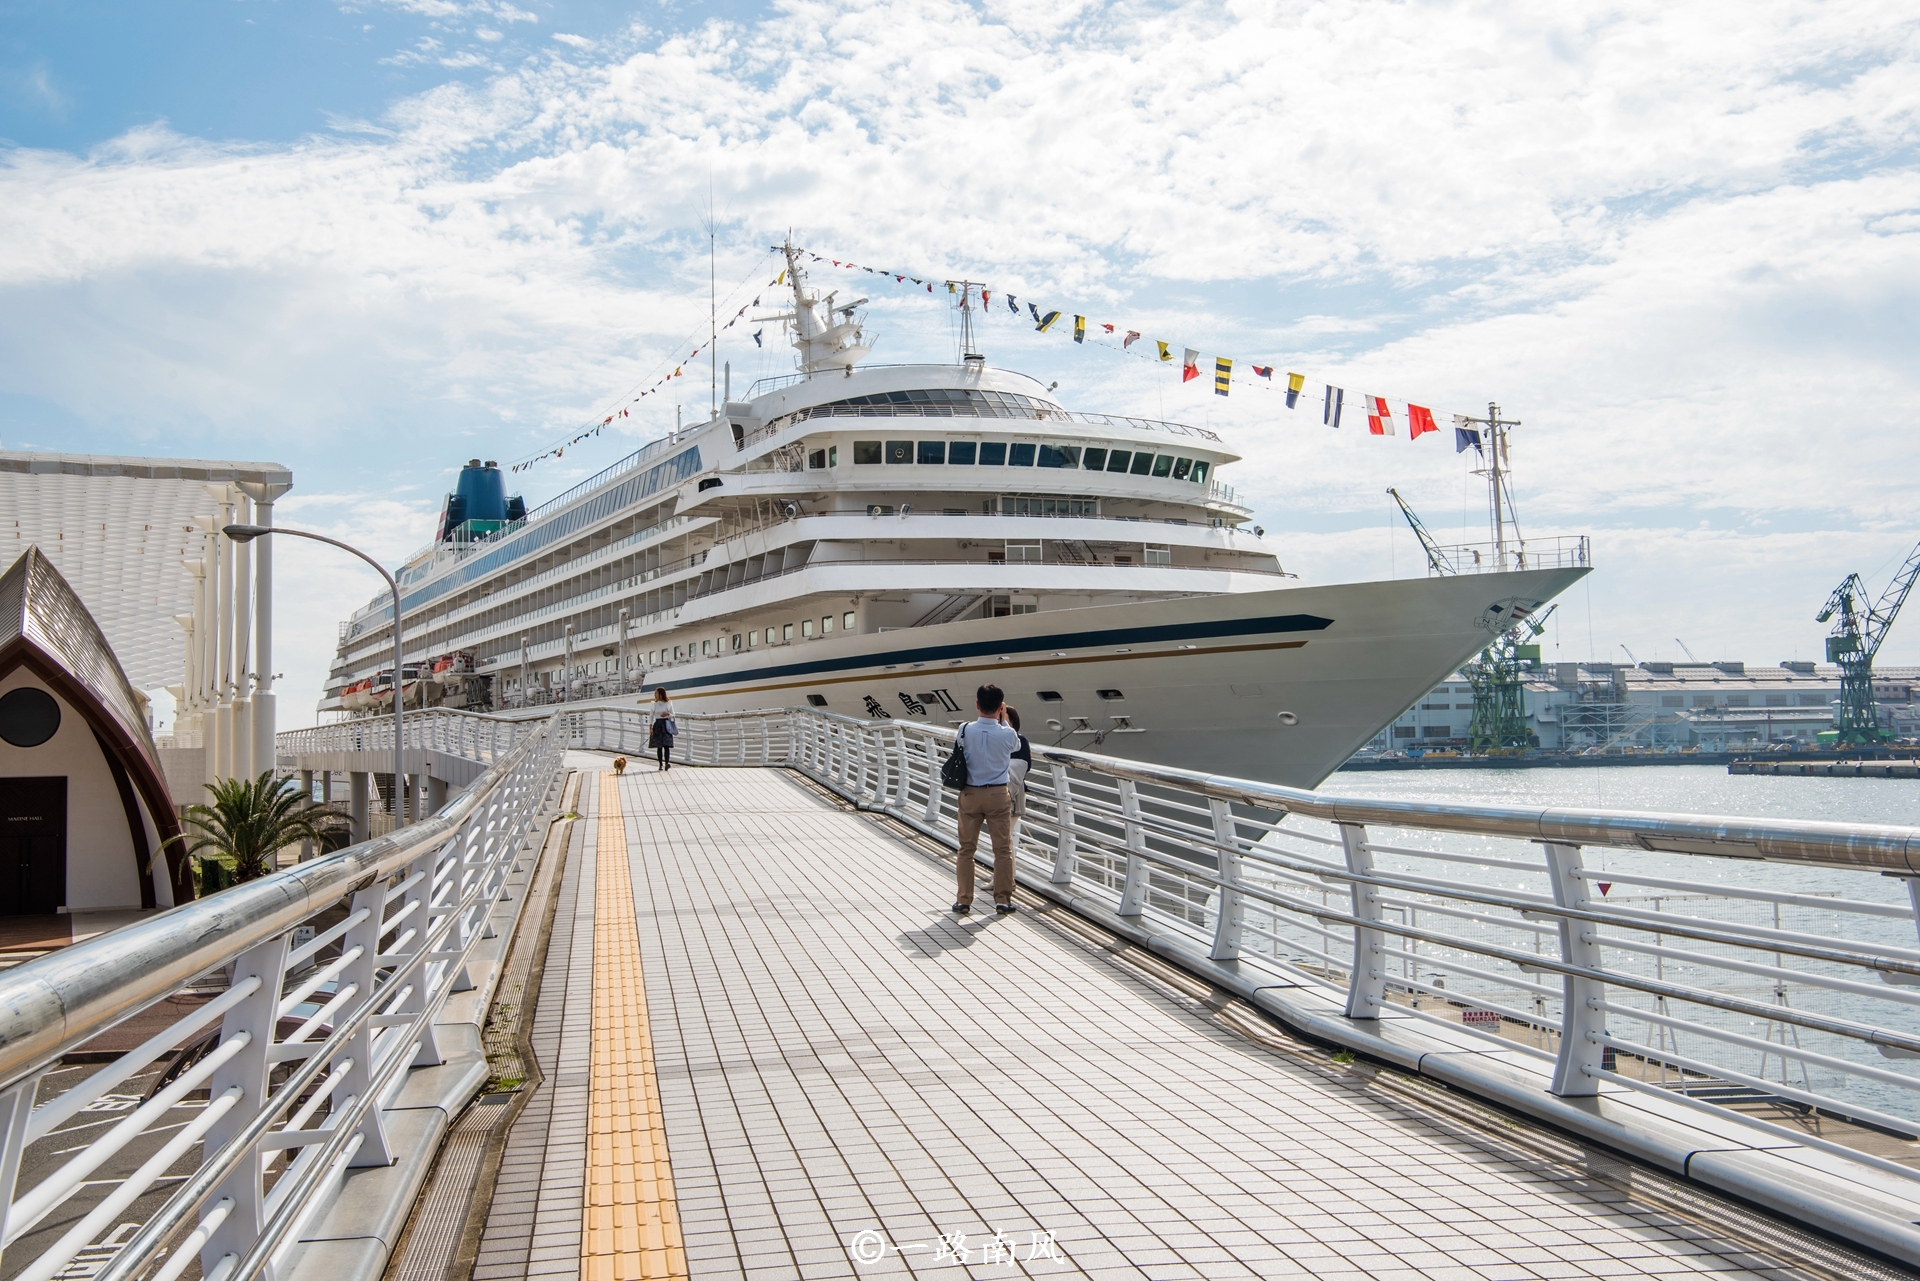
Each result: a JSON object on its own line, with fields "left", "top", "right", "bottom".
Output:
{"left": 584, "top": 773, "right": 687, "bottom": 1281}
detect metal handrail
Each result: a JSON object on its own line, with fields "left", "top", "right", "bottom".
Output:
{"left": 0, "top": 713, "right": 567, "bottom": 1281}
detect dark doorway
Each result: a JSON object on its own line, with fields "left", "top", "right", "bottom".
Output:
{"left": 0, "top": 777, "right": 66, "bottom": 916}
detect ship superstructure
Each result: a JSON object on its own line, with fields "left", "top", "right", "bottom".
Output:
{"left": 322, "top": 247, "right": 1591, "bottom": 785}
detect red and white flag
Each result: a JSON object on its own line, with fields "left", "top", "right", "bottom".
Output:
{"left": 1182, "top": 348, "right": 1201, "bottom": 383}
{"left": 1408, "top": 404, "right": 1438, "bottom": 439}
{"left": 1366, "top": 395, "right": 1394, "bottom": 436}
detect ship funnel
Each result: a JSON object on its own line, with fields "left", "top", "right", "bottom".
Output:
{"left": 438, "top": 458, "right": 525, "bottom": 543}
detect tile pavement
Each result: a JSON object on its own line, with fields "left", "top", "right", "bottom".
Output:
{"left": 601, "top": 766, "right": 1823, "bottom": 1281}
{"left": 471, "top": 768, "right": 599, "bottom": 1281}
{"left": 474, "top": 763, "right": 1829, "bottom": 1281}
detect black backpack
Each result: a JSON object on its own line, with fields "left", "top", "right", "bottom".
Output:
{"left": 940, "top": 724, "right": 969, "bottom": 790}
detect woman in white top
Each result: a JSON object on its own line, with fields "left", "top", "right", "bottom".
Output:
{"left": 647, "top": 687, "right": 676, "bottom": 771}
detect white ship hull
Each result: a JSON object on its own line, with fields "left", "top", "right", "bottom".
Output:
{"left": 544, "top": 565, "right": 1585, "bottom": 788}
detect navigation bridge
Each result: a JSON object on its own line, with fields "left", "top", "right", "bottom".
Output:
{"left": 2, "top": 709, "right": 1919, "bottom": 1281}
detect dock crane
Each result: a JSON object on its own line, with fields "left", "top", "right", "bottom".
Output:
{"left": 1386, "top": 488, "right": 1455, "bottom": 575}
{"left": 1816, "top": 537, "right": 1920, "bottom": 744}
{"left": 1467, "top": 603, "right": 1558, "bottom": 751}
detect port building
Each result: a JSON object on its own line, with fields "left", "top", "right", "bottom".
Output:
{"left": 1368, "top": 660, "right": 1920, "bottom": 753}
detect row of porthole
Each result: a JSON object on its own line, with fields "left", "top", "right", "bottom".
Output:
{"left": 650, "top": 611, "right": 862, "bottom": 665}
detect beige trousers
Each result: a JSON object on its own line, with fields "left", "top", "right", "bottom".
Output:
{"left": 956, "top": 784, "right": 1014, "bottom": 905}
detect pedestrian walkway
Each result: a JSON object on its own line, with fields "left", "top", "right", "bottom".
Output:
{"left": 477, "top": 762, "right": 1855, "bottom": 1280}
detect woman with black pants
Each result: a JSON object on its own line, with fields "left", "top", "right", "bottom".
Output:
{"left": 648, "top": 687, "right": 676, "bottom": 770}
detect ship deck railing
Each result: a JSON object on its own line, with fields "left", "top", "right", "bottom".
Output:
{"left": 1424, "top": 534, "right": 1592, "bottom": 575}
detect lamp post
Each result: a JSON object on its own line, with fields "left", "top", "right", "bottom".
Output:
{"left": 224, "top": 524, "right": 408, "bottom": 827}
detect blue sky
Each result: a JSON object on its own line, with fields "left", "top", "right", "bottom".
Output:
{"left": 3, "top": 0, "right": 1919, "bottom": 726}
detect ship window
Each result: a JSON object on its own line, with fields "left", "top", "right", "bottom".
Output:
{"left": 844, "top": 611, "right": 857, "bottom": 630}
{"left": 1006, "top": 541, "right": 1042, "bottom": 563}
{"left": 807, "top": 694, "right": 828, "bottom": 707}
{"left": 988, "top": 551, "right": 1006, "bottom": 564}
{"left": 989, "top": 594, "right": 1011, "bottom": 617}
{"left": 1151, "top": 454, "right": 1174, "bottom": 477}
{"left": 821, "top": 614, "right": 834, "bottom": 633}
{"left": 1096, "top": 689, "right": 1125, "bottom": 700}
{"left": 765, "top": 627, "right": 776, "bottom": 644}
{"left": 1113, "top": 555, "right": 1132, "bottom": 565}
{"left": 674, "top": 646, "right": 684, "bottom": 660}
{"left": 732, "top": 633, "right": 742, "bottom": 650}
{"left": 1009, "top": 442, "right": 1037, "bottom": 466}
{"left": 801, "top": 618, "right": 814, "bottom": 637}
{"left": 808, "top": 449, "right": 827, "bottom": 469}
{"left": 917, "top": 441, "right": 945, "bottom": 464}
{"left": 1082, "top": 448, "right": 1107, "bottom": 470}
{"left": 885, "top": 441, "right": 913, "bottom": 464}
{"left": 746, "top": 631, "right": 756, "bottom": 647}
{"left": 648, "top": 650, "right": 657, "bottom": 665}
{"left": 828, "top": 445, "right": 837, "bottom": 467}
{"left": 1145, "top": 545, "right": 1172, "bottom": 565}
{"left": 1129, "top": 452, "right": 1154, "bottom": 475}
{"left": 1172, "top": 458, "right": 1193, "bottom": 480}
{"left": 948, "top": 441, "right": 977, "bottom": 465}
{"left": 1037, "top": 691, "right": 1063, "bottom": 701}
{"left": 1038, "top": 444, "right": 1079, "bottom": 468}
{"left": 783, "top": 623, "right": 795, "bottom": 641}
{"left": 702, "top": 640, "right": 712, "bottom": 655}
{"left": 979, "top": 441, "right": 1007, "bottom": 465}
{"left": 1106, "top": 449, "right": 1132, "bottom": 472}
{"left": 1190, "top": 460, "right": 1209, "bottom": 484}
{"left": 854, "top": 440, "right": 883, "bottom": 464}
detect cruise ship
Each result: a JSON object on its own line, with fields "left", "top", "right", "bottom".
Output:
{"left": 321, "top": 247, "right": 1591, "bottom": 786}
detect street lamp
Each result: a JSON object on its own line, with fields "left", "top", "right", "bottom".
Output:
{"left": 225, "top": 524, "right": 409, "bottom": 827}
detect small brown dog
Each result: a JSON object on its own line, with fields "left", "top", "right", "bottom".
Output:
{"left": 612, "top": 756, "right": 628, "bottom": 775}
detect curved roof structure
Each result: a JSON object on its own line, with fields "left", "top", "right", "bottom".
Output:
{"left": 0, "top": 451, "right": 292, "bottom": 693}
{"left": 0, "top": 546, "right": 190, "bottom": 904}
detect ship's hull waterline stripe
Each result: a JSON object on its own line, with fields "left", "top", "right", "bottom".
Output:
{"left": 690, "top": 638, "right": 1310, "bottom": 703}
{"left": 586, "top": 775, "right": 687, "bottom": 1281}
{"left": 644, "top": 612, "right": 1334, "bottom": 697}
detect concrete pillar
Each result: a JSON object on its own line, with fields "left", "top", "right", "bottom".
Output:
{"left": 350, "top": 772, "right": 370, "bottom": 844}
{"left": 239, "top": 485, "right": 287, "bottom": 779}
{"left": 213, "top": 490, "right": 235, "bottom": 779}
{"left": 231, "top": 494, "right": 252, "bottom": 781}
{"left": 426, "top": 775, "right": 448, "bottom": 816}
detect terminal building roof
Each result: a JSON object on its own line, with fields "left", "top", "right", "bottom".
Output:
{"left": 0, "top": 451, "right": 291, "bottom": 693}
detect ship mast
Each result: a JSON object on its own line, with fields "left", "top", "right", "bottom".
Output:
{"left": 947, "top": 280, "right": 987, "bottom": 361}
{"left": 1458, "top": 402, "right": 1524, "bottom": 568}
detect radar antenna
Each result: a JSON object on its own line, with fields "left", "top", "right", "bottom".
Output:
{"left": 761, "top": 237, "right": 871, "bottom": 376}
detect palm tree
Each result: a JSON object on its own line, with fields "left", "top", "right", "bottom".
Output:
{"left": 173, "top": 771, "right": 347, "bottom": 888}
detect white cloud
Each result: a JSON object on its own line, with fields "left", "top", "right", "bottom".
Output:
{"left": 3, "top": 0, "right": 1919, "bottom": 723}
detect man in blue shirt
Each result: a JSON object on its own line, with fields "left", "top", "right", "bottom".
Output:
{"left": 953, "top": 683, "right": 1023, "bottom": 914}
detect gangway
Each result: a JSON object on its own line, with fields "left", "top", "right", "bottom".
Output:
{"left": 1, "top": 707, "right": 1920, "bottom": 1279}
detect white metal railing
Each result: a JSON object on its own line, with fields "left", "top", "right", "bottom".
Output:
{"left": 548, "top": 706, "right": 1920, "bottom": 1165}
{"left": 0, "top": 715, "right": 567, "bottom": 1281}
{"left": 1426, "top": 534, "right": 1592, "bottom": 576}
{"left": 275, "top": 707, "right": 536, "bottom": 764}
